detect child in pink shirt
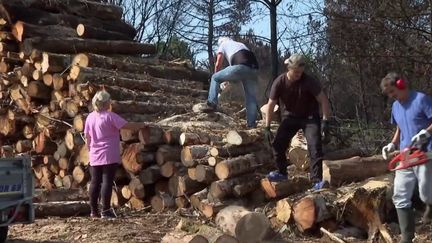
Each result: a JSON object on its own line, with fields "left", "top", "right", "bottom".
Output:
{"left": 84, "top": 90, "right": 146, "bottom": 219}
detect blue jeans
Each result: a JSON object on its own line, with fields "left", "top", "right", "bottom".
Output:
{"left": 207, "top": 65, "right": 258, "bottom": 127}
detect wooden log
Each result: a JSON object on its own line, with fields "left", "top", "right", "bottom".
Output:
{"left": 54, "top": 175, "right": 63, "bottom": 188}
{"left": 215, "top": 206, "right": 273, "bottom": 242}
{"left": 32, "top": 70, "right": 43, "bottom": 81}
{"left": 226, "top": 129, "right": 262, "bottom": 145}
{"left": 62, "top": 175, "right": 73, "bottom": 189}
{"left": 114, "top": 167, "right": 129, "bottom": 185}
{"left": 72, "top": 165, "right": 88, "bottom": 185}
{"left": 160, "top": 161, "right": 184, "bottom": 178}
{"left": 168, "top": 175, "right": 206, "bottom": 197}
{"left": 189, "top": 235, "right": 209, "bottom": 243}
{"left": 260, "top": 176, "right": 311, "bottom": 199}
{"left": 0, "top": 42, "right": 18, "bottom": 52}
{"left": 163, "top": 128, "right": 182, "bottom": 145}
{"left": 23, "top": 37, "right": 156, "bottom": 55}
{"left": 175, "top": 197, "right": 189, "bottom": 209}
{"left": 232, "top": 179, "right": 261, "bottom": 198}
{"left": 76, "top": 24, "right": 131, "bottom": 41}
{"left": 129, "top": 177, "right": 145, "bottom": 199}
{"left": 33, "top": 188, "right": 88, "bottom": 202}
{"left": 215, "top": 154, "right": 261, "bottom": 180}
{"left": 209, "top": 174, "right": 259, "bottom": 200}
{"left": 210, "top": 143, "right": 264, "bottom": 158}
{"left": 138, "top": 126, "right": 164, "bottom": 146}
{"left": 208, "top": 157, "right": 223, "bottom": 167}
{"left": 181, "top": 145, "right": 210, "bottom": 167}
{"left": 179, "top": 132, "right": 222, "bottom": 146}
{"left": 151, "top": 194, "right": 175, "bottom": 212}
{"left": 110, "top": 100, "right": 188, "bottom": 116}
{"left": 120, "top": 128, "right": 139, "bottom": 142}
{"left": 195, "top": 165, "right": 218, "bottom": 184}
{"left": 65, "top": 129, "right": 84, "bottom": 151}
{"left": 323, "top": 155, "right": 390, "bottom": 187}
{"left": 54, "top": 142, "right": 69, "bottom": 161}
{"left": 111, "top": 188, "right": 127, "bottom": 208}
{"left": 121, "top": 185, "right": 132, "bottom": 200}
{"left": 126, "top": 197, "right": 146, "bottom": 210}
{"left": 33, "top": 133, "right": 57, "bottom": 155}
{"left": 12, "top": 21, "right": 77, "bottom": 42}
{"left": 15, "top": 139, "right": 32, "bottom": 153}
{"left": 75, "top": 146, "right": 89, "bottom": 166}
{"left": 43, "top": 73, "right": 53, "bottom": 87}
{"left": 139, "top": 165, "right": 161, "bottom": 185}
{"left": 293, "top": 194, "right": 332, "bottom": 232}
{"left": 154, "top": 180, "right": 169, "bottom": 195}
{"left": 34, "top": 201, "right": 90, "bottom": 218}
{"left": 27, "top": 81, "right": 51, "bottom": 99}
{"left": 122, "top": 143, "right": 155, "bottom": 174}
{"left": 41, "top": 52, "right": 72, "bottom": 74}
{"left": 215, "top": 235, "right": 239, "bottom": 243}
{"left": 73, "top": 114, "right": 86, "bottom": 132}
{"left": 188, "top": 167, "right": 197, "bottom": 181}
{"left": 190, "top": 188, "right": 208, "bottom": 210}
{"left": 275, "top": 198, "right": 293, "bottom": 224}
{"left": 156, "top": 145, "right": 181, "bottom": 166}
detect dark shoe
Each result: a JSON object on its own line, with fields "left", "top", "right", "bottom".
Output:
{"left": 101, "top": 208, "right": 117, "bottom": 219}
{"left": 396, "top": 208, "right": 415, "bottom": 243}
{"left": 193, "top": 102, "right": 217, "bottom": 113}
{"left": 312, "top": 180, "right": 330, "bottom": 190}
{"left": 267, "top": 171, "right": 288, "bottom": 182}
{"left": 90, "top": 211, "right": 100, "bottom": 218}
{"left": 422, "top": 205, "right": 432, "bottom": 225}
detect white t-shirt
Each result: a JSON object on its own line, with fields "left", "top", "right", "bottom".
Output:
{"left": 217, "top": 40, "right": 250, "bottom": 65}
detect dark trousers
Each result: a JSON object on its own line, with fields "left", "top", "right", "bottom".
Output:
{"left": 272, "top": 116, "right": 323, "bottom": 182}
{"left": 89, "top": 163, "right": 117, "bottom": 212}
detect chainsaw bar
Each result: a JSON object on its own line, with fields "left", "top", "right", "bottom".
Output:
{"left": 388, "top": 147, "right": 432, "bottom": 171}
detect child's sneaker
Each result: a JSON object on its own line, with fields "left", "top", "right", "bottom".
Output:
{"left": 101, "top": 208, "right": 117, "bottom": 219}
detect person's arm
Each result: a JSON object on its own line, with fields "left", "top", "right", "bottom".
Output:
{"left": 85, "top": 133, "right": 91, "bottom": 150}
{"left": 122, "top": 122, "right": 148, "bottom": 130}
{"left": 214, "top": 53, "right": 224, "bottom": 73}
{"left": 265, "top": 99, "right": 277, "bottom": 127}
{"left": 391, "top": 126, "right": 401, "bottom": 146}
{"left": 315, "top": 91, "right": 331, "bottom": 120}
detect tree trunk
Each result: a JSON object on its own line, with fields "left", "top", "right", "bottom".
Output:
{"left": 209, "top": 143, "right": 263, "bottom": 158}
{"left": 33, "top": 132, "right": 57, "bottom": 154}
{"left": 322, "top": 155, "right": 391, "bottom": 187}
{"left": 215, "top": 206, "right": 273, "bottom": 242}
{"left": 151, "top": 193, "right": 175, "bottom": 212}
{"left": 215, "top": 235, "right": 239, "bottom": 243}
{"left": 75, "top": 146, "right": 89, "bottom": 166}
{"left": 120, "top": 128, "right": 139, "bottom": 142}
{"left": 127, "top": 197, "right": 146, "bottom": 210}
{"left": 128, "top": 177, "right": 145, "bottom": 199}
{"left": 293, "top": 194, "right": 332, "bottom": 232}
{"left": 181, "top": 145, "right": 211, "bottom": 167}
{"left": 111, "top": 188, "right": 127, "bottom": 208}
{"left": 15, "top": 139, "right": 32, "bottom": 153}
{"left": 12, "top": 21, "right": 77, "bottom": 42}
{"left": 156, "top": 145, "right": 181, "bottom": 166}
{"left": 215, "top": 154, "right": 260, "bottom": 180}
{"left": 65, "top": 129, "right": 84, "bottom": 151}
{"left": 137, "top": 126, "right": 164, "bottom": 146}
{"left": 139, "top": 165, "right": 161, "bottom": 185}
{"left": 195, "top": 165, "right": 218, "bottom": 184}
{"left": 188, "top": 167, "right": 197, "bottom": 181}
{"left": 260, "top": 176, "right": 311, "bottom": 199}
{"left": 168, "top": 175, "right": 206, "bottom": 197}
{"left": 27, "top": 81, "right": 51, "bottom": 99}
{"left": 121, "top": 185, "right": 132, "bottom": 200}
{"left": 160, "top": 161, "right": 184, "bottom": 178}
{"left": 163, "top": 127, "right": 182, "bottom": 145}
{"left": 23, "top": 37, "right": 156, "bottom": 55}
{"left": 175, "top": 197, "right": 189, "bottom": 209}
{"left": 34, "top": 201, "right": 90, "bottom": 218}
{"left": 33, "top": 188, "right": 88, "bottom": 202}
{"left": 179, "top": 132, "right": 222, "bottom": 146}
{"left": 226, "top": 129, "right": 262, "bottom": 145}
{"left": 76, "top": 23, "right": 131, "bottom": 41}
{"left": 209, "top": 174, "right": 259, "bottom": 200}
{"left": 72, "top": 165, "right": 88, "bottom": 185}
{"left": 73, "top": 114, "right": 86, "bottom": 133}
{"left": 275, "top": 198, "right": 293, "bottom": 224}
{"left": 41, "top": 52, "right": 72, "bottom": 74}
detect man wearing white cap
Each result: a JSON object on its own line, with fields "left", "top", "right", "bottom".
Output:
{"left": 198, "top": 37, "right": 259, "bottom": 128}
{"left": 264, "top": 54, "right": 331, "bottom": 190}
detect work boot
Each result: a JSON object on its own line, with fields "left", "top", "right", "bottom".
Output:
{"left": 311, "top": 180, "right": 330, "bottom": 190}
{"left": 192, "top": 102, "right": 217, "bottom": 113}
{"left": 422, "top": 205, "right": 432, "bottom": 225}
{"left": 396, "top": 208, "right": 415, "bottom": 243}
{"left": 101, "top": 208, "right": 117, "bottom": 219}
{"left": 267, "top": 171, "right": 288, "bottom": 182}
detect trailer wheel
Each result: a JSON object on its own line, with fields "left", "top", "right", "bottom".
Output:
{"left": 0, "top": 226, "right": 7, "bottom": 243}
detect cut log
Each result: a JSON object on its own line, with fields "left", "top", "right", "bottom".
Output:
{"left": 120, "top": 128, "right": 139, "bottom": 142}
{"left": 287, "top": 131, "right": 309, "bottom": 171}
{"left": 54, "top": 142, "right": 69, "bottom": 161}
{"left": 76, "top": 24, "right": 131, "bottom": 41}
{"left": 232, "top": 179, "right": 261, "bottom": 198}
{"left": 129, "top": 177, "right": 145, "bottom": 199}
{"left": 23, "top": 37, "right": 156, "bottom": 55}
{"left": 33, "top": 133, "right": 57, "bottom": 155}
{"left": 33, "top": 188, "right": 88, "bottom": 202}
{"left": 0, "top": 42, "right": 18, "bottom": 52}
{"left": 154, "top": 180, "right": 169, "bottom": 195}
{"left": 215, "top": 154, "right": 261, "bottom": 180}
{"left": 54, "top": 175, "right": 63, "bottom": 188}
{"left": 323, "top": 155, "right": 391, "bottom": 187}
{"left": 43, "top": 73, "right": 53, "bottom": 87}
{"left": 76, "top": 146, "right": 89, "bottom": 166}
{"left": 156, "top": 145, "right": 182, "bottom": 166}
{"left": 62, "top": 175, "right": 73, "bottom": 189}
{"left": 122, "top": 143, "right": 155, "bottom": 174}
{"left": 188, "top": 168, "right": 197, "bottom": 181}
{"left": 65, "top": 129, "right": 85, "bottom": 151}
{"left": 127, "top": 197, "right": 146, "bottom": 210}
{"left": 293, "top": 194, "right": 332, "bottom": 232}
{"left": 275, "top": 198, "right": 293, "bottom": 224}
{"left": 175, "top": 197, "right": 189, "bottom": 209}
{"left": 215, "top": 206, "right": 273, "bottom": 242}
{"left": 195, "top": 165, "right": 218, "bottom": 184}
{"left": 12, "top": 21, "right": 77, "bottom": 42}
{"left": 209, "top": 174, "right": 259, "bottom": 200}
{"left": 168, "top": 175, "right": 206, "bottom": 197}
{"left": 15, "top": 139, "right": 32, "bottom": 153}
{"left": 41, "top": 52, "right": 72, "bottom": 74}
{"left": 111, "top": 188, "right": 127, "bottom": 208}
{"left": 208, "top": 157, "right": 223, "bottom": 167}
{"left": 73, "top": 114, "right": 86, "bottom": 132}
{"left": 121, "top": 185, "right": 132, "bottom": 200}
{"left": 260, "top": 176, "right": 311, "bottom": 199}
{"left": 151, "top": 193, "right": 175, "bottom": 212}
{"left": 23, "top": 124, "right": 35, "bottom": 139}
{"left": 138, "top": 126, "right": 164, "bottom": 146}
{"left": 215, "top": 235, "right": 239, "bottom": 243}
{"left": 72, "top": 165, "right": 88, "bottom": 185}
{"left": 52, "top": 73, "right": 65, "bottom": 91}
{"left": 34, "top": 201, "right": 90, "bottom": 218}
{"left": 160, "top": 161, "right": 184, "bottom": 178}
{"left": 209, "top": 143, "right": 262, "bottom": 158}
{"left": 110, "top": 100, "right": 188, "bottom": 116}
{"left": 181, "top": 145, "right": 210, "bottom": 167}
{"left": 179, "top": 132, "right": 222, "bottom": 146}
{"left": 199, "top": 199, "right": 243, "bottom": 218}
{"left": 27, "top": 81, "right": 51, "bottom": 99}
{"left": 226, "top": 129, "right": 262, "bottom": 145}
{"left": 190, "top": 188, "right": 208, "bottom": 210}
{"left": 163, "top": 128, "right": 182, "bottom": 145}
{"left": 189, "top": 235, "right": 209, "bottom": 243}
{"left": 32, "top": 70, "right": 43, "bottom": 81}
{"left": 114, "top": 167, "right": 129, "bottom": 185}
{"left": 139, "top": 165, "right": 161, "bottom": 185}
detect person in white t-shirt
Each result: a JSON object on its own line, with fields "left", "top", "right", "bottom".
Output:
{"left": 197, "top": 37, "right": 259, "bottom": 128}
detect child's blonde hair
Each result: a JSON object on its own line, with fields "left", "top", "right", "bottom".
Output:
{"left": 92, "top": 91, "right": 111, "bottom": 112}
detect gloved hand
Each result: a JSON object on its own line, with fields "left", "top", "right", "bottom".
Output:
{"left": 411, "top": 129, "right": 431, "bottom": 148}
{"left": 263, "top": 126, "right": 273, "bottom": 145}
{"left": 382, "top": 143, "right": 396, "bottom": 160}
{"left": 321, "top": 120, "right": 329, "bottom": 142}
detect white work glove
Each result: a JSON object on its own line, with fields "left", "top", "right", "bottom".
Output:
{"left": 382, "top": 143, "right": 396, "bottom": 160}
{"left": 220, "top": 82, "right": 229, "bottom": 91}
{"left": 411, "top": 129, "right": 431, "bottom": 147}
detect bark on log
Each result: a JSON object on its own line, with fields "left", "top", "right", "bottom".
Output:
{"left": 209, "top": 143, "right": 263, "bottom": 158}
{"left": 151, "top": 193, "right": 175, "bottom": 212}
{"left": 41, "top": 52, "right": 72, "bottom": 74}
{"left": 34, "top": 201, "right": 90, "bottom": 218}
{"left": 188, "top": 167, "right": 197, "bottom": 181}
{"left": 33, "top": 188, "right": 88, "bottom": 202}
{"left": 215, "top": 235, "right": 239, "bottom": 243}
{"left": 232, "top": 179, "right": 261, "bottom": 198}
{"left": 226, "top": 129, "right": 262, "bottom": 145}
{"left": 190, "top": 188, "right": 208, "bottom": 210}
{"left": 15, "top": 139, "right": 32, "bottom": 153}
{"left": 139, "top": 165, "right": 161, "bottom": 185}
{"left": 175, "top": 197, "right": 189, "bottom": 209}
{"left": 23, "top": 37, "right": 156, "bottom": 55}
{"left": 215, "top": 206, "right": 273, "bottom": 242}
{"left": 137, "top": 126, "right": 164, "bottom": 146}
{"left": 27, "top": 81, "right": 51, "bottom": 99}
{"left": 72, "top": 165, "right": 88, "bottom": 185}
{"left": 322, "top": 155, "right": 391, "bottom": 187}
{"left": 122, "top": 143, "right": 155, "bottom": 174}
{"left": 75, "top": 146, "right": 89, "bottom": 166}
{"left": 12, "top": 21, "right": 77, "bottom": 42}
{"left": 168, "top": 175, "right": 206, "bottom": 197}
{"left": 33, "top": 132, "right": 57, "bottom": 155}
{"left": 181, "top": 145, "right": 211, "bottom": 167}
{"left": 209, "top": 174, "right": 259, "bottom": 200}
{"left": 154, "top": 180, "right": 169, "bottom": 195}
{"left": 155, "top": 145, "right": 181, "bottom": 166}
{"left": 54, "top": 142, "right": 69, "bottom": 161}
{"left": 260, "top": 176, "right": 311, "bottom": 199}
{"left": 76, "top": 24, "right": 131, "bottom": 41}
{"left": 195, "top": 165, "right": 218, "bottom": 184}
{"left": 179, "top": 132, "right": 222, "bottom": 146}
{"left": 129, "top": 177, "right": 145, "bottom": 199}
{"left": 0, "top": 42, "right": 18, "bottom": 52}
{"left": 215, "top": 154, "right": 261, "bottom": 180}
{"left": 65, "top": 129, "right": 84, "bottom": 151}
{"left": 127, "top": 197, "right": 146, "bottom": 210}
{"left": 160, "top": 161, "right": 184, "bottom": 178}
{"left": 111, "top": 188, "right": 127, "bottom": 208}
{"left": 73, "top": 114, "right": 86, "bottom": 132}
{"left": 120, "top": 128, "right": 139, "bottom": 142}
{"left": 163, "top": 128, "right": 182, "bottom": 145}
{"left": 293, "top": 194, "right": 332, "bottom": 232}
